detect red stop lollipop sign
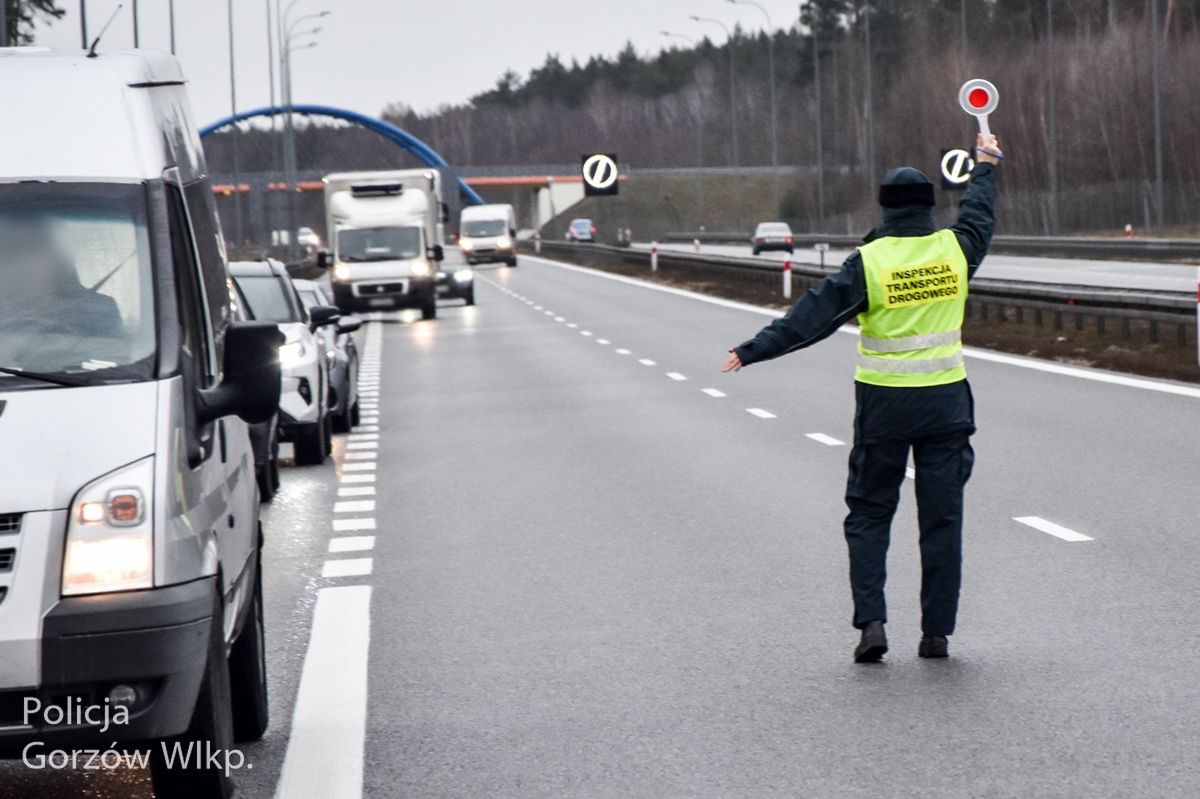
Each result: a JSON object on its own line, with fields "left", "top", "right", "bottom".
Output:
{"left": 958, "top": 78, "right": 998, "bottom": 137}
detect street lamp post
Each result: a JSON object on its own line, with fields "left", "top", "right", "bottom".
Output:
{"left": 690, "top": 15, "right": 741, "bottom": 229}
{"left": 661, "top": 30, "right": 706, "bottom": 224}
{"left": 278, "top": 1, "right": 329, "bottom": 258}
{"left": 228, "top": 0, "right": 244, "bottom": 252}
{"left": 727, "top": 0, "right": 777, "bottom": 172}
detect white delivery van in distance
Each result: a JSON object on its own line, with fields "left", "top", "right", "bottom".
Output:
{"left": 458, "top": 203, "right": 518, "bottom": 267}
{"left": 0, "top": 49, "right": 281, "bottom": 798}
{"left": 319, "top": 169, "right": 448, "bottom": 320}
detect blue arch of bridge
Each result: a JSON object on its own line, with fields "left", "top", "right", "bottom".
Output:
{"left": 199, "top": 104, "right": 484, "bottom": 205}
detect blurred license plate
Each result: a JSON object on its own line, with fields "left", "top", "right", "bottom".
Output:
{"left": 368, "top": 298, "right": 392, "bottom": 308}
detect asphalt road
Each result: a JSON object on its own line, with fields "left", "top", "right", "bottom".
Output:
{"left": 637, "top": 241, "right": 1199, "bottom": 293}
{"left": 6, "top": 250, "right": 1200, "bottom": 797}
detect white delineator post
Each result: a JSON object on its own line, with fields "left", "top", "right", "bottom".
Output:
{"left": 534, "top": 231, "right": 542, "bottom": 254}
{"left": 782, "top": 259, "right": 792, "bottom": 299}
{"left": 693, "top": 238, "right": 701, "bottom": 253}
{"left": 651, "top": 242, "right": 659, "bottom": 272}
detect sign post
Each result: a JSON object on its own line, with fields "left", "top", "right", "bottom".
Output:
{"left": 958, "top": 78, "right": 999, "bottom": 137}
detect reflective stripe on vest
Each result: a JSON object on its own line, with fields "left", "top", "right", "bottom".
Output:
{"left": 855, "top": 229, "right": 968, "bottom": 388}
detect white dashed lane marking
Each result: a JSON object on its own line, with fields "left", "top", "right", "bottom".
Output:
{"left": 746, "top": 408, "right": 777, "bottom": 419}
{"left": 341, "top": 462, "right": 376, "bottom": 471}
{"left": 337, "top": 487, "right": 376, "bottom": 497}
{"left": 329, "top": 536, "right": 376, "bottom": 554}
{"left": 702, "top": 388, "right": 726, "bottom": 398}
{"left": 1013, "top": 516, "right": 1094, "bottom": 542}
{"left": 332, "top": 518, "right": 376, "bottom": 532}
{"left": 666, "top": 372, "right": 687, "bottom": 381}
{"left": 806, "top": 433, "right": 846, "bottom": 447}
{"left": 322, "top": 558, "right": 373, "bottom": 579}
{"left": 615, "top": 349, "right": 631, "bottom": 355}
{"left": 638, "top": 358, "right": 656, "bottom": 366}
{"left": 339, "top": 474, "right": 376, "bottom": 484}
{"left": 334, "top": 500, "right": 376, "bottom": 514}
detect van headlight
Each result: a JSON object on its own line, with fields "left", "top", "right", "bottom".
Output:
{"left": 63, "top": 457, "right": 154, "bottom": 596}
{"left": 459, "top": 238, "right": 474, "bottom": 252}
{"left": 332, "top": 262, "right": 352, "bottom": 282}
{"left": 496, "top": 235, "right": 512, "bottom": 250}
{"left": 279, "top": 339, "right": 307, "bottom": 367}
{"left": 410, "top": 261, "right": 432, "bottom": 277}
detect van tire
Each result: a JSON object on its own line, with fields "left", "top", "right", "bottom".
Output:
{"left": 421, "top": 299, "right": 437, "bottom": 321}
{"left": 350, "top": 400, "right": 361, "bottom": 428}
{"left": 293, "top": 419, "right": 327, "bottom": 465}
{"left": 506, "top": 258, "right": 518, "bottom": 267}
{"left": 150, "top": 594, "right": 236, "bottom": 799}
{"left": 465, "top": 288, "right": 476, "bottom": 306}
{"left": 229, "top": 552, "right": 269, "bottom": 743}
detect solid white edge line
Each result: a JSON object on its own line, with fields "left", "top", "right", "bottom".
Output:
{"left": 274, "top": 585, "right": 371, "bottom": 799}
{"left": 524, "top": 254, "right": 1200, "bottom": 400}
{"left": 1013, "top": 516, "right": 1094, "bottom": 542}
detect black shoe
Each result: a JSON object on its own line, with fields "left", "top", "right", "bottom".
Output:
{"left": 918, "top": 635, "right": 949, "bottom": 658}
{"left": 854, "top": 620, "right": 888, "bottom": 663}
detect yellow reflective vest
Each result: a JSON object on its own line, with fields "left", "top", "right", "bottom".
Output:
{"left": 856, "top": 229, "right": 968, "bottom": 387}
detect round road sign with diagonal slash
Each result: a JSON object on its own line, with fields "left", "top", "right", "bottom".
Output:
{"left": 581, "top": 153, "right": 619, "bottom": 196}
{"left": 940, "top": 148, "right": 975, "bottom": 189}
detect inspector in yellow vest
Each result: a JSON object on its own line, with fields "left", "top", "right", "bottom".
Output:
{"left": 856, "top": 229, "right": 968, "bottom": 387}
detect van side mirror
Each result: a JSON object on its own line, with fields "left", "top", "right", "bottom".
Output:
{"left": 308, "top": 305, "right": 340, "bottom": 330}
{"left": 337, "top": 315, "right": 363, "bottom": 334}
{"left": 430, "top": 244, "right": 444, "bottom": 262}
{"left": 316, "top": 249, "right": 333, "bottom": 269}
{"left": 198, "top": 322, "right": 282, "bottom": 426}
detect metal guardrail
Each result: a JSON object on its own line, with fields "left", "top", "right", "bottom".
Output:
{"left": 660, "top": 232, "right": 1200, "bottom": 263}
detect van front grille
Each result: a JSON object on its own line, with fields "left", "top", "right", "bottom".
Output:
{"left": 0, "top": 514, "right": 20, "bottom": 534}
{"left": 0, "top": 549, "right": 14, "bottom": 572}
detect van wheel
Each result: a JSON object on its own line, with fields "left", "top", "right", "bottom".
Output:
{"left": 293, "top": 420, "right": 327, "bottom": 465}
{"left": 465, "top": 289, "right": 476, "bottom": 306}
{"left": 229, "top": 552, "right": 269, "bottom": 742}
{"left": 350, "top": 400, "right": 361, "bottom": 428}
{"left": 333, "top": 402, "right": 352, "bottom": 434}
{"left": 322, "top": 413, "right": 333, "bottom": 457}
{"left": 150, "top": 594, "right": 236, "bottom": 799}
{"left": 421, "top": 299, "right": 437, "bottom": 320}
{"left": 256, "top": 464, "right": 275, "bottom": 503}
{"left": 506, "top": 258, "right": 518, "bottom": 267}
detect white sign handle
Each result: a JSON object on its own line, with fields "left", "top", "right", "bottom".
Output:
{"left": 977, "top": 113, "right": 991, "bottom": 139}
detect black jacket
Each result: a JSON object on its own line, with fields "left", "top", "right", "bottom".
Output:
{"left": 732, "top": 163, "right": 999, "bottom": 443}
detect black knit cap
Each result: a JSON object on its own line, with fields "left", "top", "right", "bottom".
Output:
{"left": 878, "top": 167, "right": 936, "bottom": 208}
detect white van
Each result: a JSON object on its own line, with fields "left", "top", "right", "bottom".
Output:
{"left": 0, "top": 50, "right": 280, "bottom": 798}
{"left": 459, "top": 203, "right": 518, "bottom": 267}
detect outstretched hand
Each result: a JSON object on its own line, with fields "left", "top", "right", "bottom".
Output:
{"left": 722, "top": 351, "right": 743, "bottom": 373}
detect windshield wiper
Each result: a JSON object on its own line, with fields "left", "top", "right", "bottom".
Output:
{"left": 0, "top": 366, "right": 90, "bottom": 388}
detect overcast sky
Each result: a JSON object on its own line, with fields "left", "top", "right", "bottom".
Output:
{"left": 32, "top": 0, "right": 802, "bottom": 126}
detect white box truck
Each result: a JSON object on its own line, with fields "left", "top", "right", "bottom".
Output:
{"left": 319, "top": 169, "right": 448, "bottom": 320}
{"left": 458, "top": 203, "right": 518, "bottom": 267}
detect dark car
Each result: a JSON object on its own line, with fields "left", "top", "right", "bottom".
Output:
{"left": 752, "top": 222, "right": 794, "bottom": 255}
{"left": 230, "top": 278, "right": 282, "bottom": 501}
{"left": 435, "top": 261, "right": 476, "bottom": 305}
{"left": 293, "top": 279, "right": 363, "bottom": 432}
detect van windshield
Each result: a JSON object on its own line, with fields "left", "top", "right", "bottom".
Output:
{"left": 338, "top": 226, "right": 422, "bottom": 262}
{"left": 0, "top": 182, "right": 155, "bottom": 385}
{"left": 462, "top": 219, "right": 507, "bottom": 237}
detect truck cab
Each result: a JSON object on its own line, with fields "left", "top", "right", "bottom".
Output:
{"left": 321, "top": 171, "right": 447, "bottom": 320}
{"left": 0, "top": 49, "right": 279, "bottom": 798}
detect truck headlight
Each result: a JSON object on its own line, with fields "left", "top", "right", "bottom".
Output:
{"left": 279, "top": 339, "right": 307, "bottom": 367}
{"left": 332, "top": 262, "right": 352, "bottom": 282}
{"left": 459, "top": 238, "right": 474, "bottom": 252}
{"left": 410, "top": 261, "right": 432, "bottom": 277}
{"left": 63, "top": 457, "right": 154, "bottom": 596}
{"left": 496, "top": 235, "right": 512, "bottom": 250}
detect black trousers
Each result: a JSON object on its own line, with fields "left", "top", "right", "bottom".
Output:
{"left": 843, "top": 431, "right": 975, "bottom": 636}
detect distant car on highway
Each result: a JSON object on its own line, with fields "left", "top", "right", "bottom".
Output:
{"left": 297, "top": 225, "right": 321, "bottom": 250}
{"left": 436, "top": 262, "right": 477, "bottom": 305}
{"left": 231, "top": 260, "right": 341, "bottom": 465}
{"left": 459, "top": 203, "right": 517, "bottom": 266}
{"left": 566, "top": 218, "right": 596, "bottom": 242}
{"left": 752, "top": 222, "right": 794, "bottom": 255}
{"left": 294, "top": 279, "right": 364, "bottom": 432}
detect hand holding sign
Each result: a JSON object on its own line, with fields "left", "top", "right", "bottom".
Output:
{"left": 974, "top": 133, "right": 1003, "bottom": 166}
